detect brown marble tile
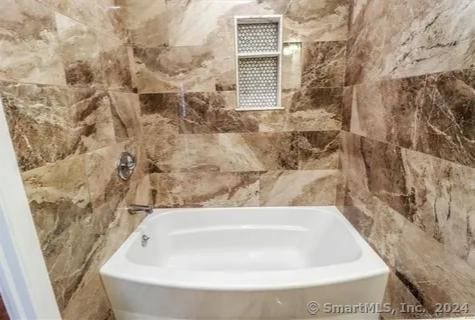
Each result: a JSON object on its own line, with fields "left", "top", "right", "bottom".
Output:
{"left": 1, "top": 82, "right": 79, "bottom": 171}
{"left": 346, "top": 0, "right": 475, "bottom": 85}
{"left": 259, "top": 170, "right": 339, "bottom": 206}
{"left": 284, "top": 0, "right": 350, "bottom": 42}
{"left": 149, "top": 171, "right": 260, "bottom": 207}
{"left": 115, "top": 0, "right": 169, "bottom": 48}
{"left": 180, "top": 92, "right": 259, "bottom": 134}
{"left": 288, "top": 87, "right": 343, "bottom": 130}
{"left": 22, "top": 155, "right": 92, "bottom": 310}
{"left": 351, "top": 69, "right": 475, "bottom": 168}
{"left": 380, "top": 272, "right": 430, "bottom": 319}
{"left": 351, "top": 74, "right": 427, "bottom": 149}
{"left": 293, "top": 131, "right": 340, "bottom": 169}
{"left": 341, "top": 86, "right": 352, "bottom": 131}
{"left": 417, "top": 69, "right": 475, "bottom": 167}
{"left": 0, "top": 1, "right": 65, "bottom": 85}
{"left": 302, "top": 41, "right": 346, "bottom": 88}
{"left": 341, "top": 132, "right": 475, "bottom": 267}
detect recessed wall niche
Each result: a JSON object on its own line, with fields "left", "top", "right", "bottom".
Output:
{"left": 235, "top": 15, "right": 283, "bottom": 111}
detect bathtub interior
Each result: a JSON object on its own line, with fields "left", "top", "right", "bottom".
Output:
{"left": 125, "top": 208, "right": 362, "bottom": 272}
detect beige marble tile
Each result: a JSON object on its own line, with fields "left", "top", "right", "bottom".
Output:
{"left": 259, "top": 170, "right": 339, "bottom": 206}
{"left": 1, "top": 82, "right": 76, "bottom": 170}
{"left": 115, "top": 0, "right": 169, "bottom": 47}
{"left": 346, "top": 0, "right": 475, "bottom": 85}
{"left": 55, "top": 12, "right": 105, "bottom": 87}
{"left": 22, "top": 155, "right": 92, "bottom": 310}
{"left": 284, "top": 0, "right": 350, "bottom": 42}
{"left": 149, "top": 171, "right": 260, "bottom": 207}
{"left": 41, "top": 0, "right": 125, "bottom": 38}
{"left": 282, "top": 42, "right": 302, "bottom": 90}
{"left": 132, "top": 46, "right": 216, "bottom": 93}
{"left": 55, "top": 13, "right": 132, "bottom": 91}
{"left": 108, "top": 91, "right": 142, "bottom": 142}
{"left": 0, "top": 0, "right": 65, "bottom": 85}
{"left": 158, "top": 133, "right": 298, "bottom": 173}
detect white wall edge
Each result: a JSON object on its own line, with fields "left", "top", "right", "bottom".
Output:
{"left": 0, "top": 100, "right": 61, "bottom": 319}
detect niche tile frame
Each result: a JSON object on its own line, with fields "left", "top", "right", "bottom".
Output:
{"left": 234, "top": 15, "right": 283, "bottom": 111}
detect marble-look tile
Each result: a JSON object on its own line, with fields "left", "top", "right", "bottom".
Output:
{"left": 0, "top": 0, "right": 65, "bottom": 85}
{"left": 302, "top": 41, "right": 346, "bottom": 88}
{"left": 380, "top": 272, "right": 430, "bottom": 319}
{"left": 139, "top": 93, "right": 181, "bottom": 172}
{"left": 108, "top": 91, "right": 142, "bottom": 142}
{"left": 346, "top": 0, "right": 475, "bottom": 85}
{"left": 245, "top": 88, "right": 343, "bottom": 132}
{"left": 345, "top": 0, "right": 387, "bottom": 85}
{"left": 341, "top": 184, "right": 475, "bottom": 317}
{"left": 284, "top": 0, "right": 349, "bottom": 42}
{"left": 282, "top": 42, "right": 302, "bottom": 90}
{"left": 1, "top": 81, "right": 138, "bottom": 171}
{"left": 379, "top": 0, "right": 475, "bottom": 79}
{"left": 153, "top": 133, "right": 298, "bottom": 173}
{"left": 55, "top": 13, "right": 105, "bottom": 87}
{"left": 40, "top": 0, "right": 124, "bottom": 39}
{"left": 417, "top": 70, "right": 475, "bottom": 167}
{"left": 100, "top": 40, "right": 133, "bottom": 92}
{"left": 62, "top": 153, "right": 149, "bottom": 319}
{"left": 56, "top": 13, "right": 132, "bottom": 91}
{"left": 351, "top": 69, "right": 475, "bottom": 168}
{"left": 293, "top": 131, "right": 340, "bottom": 169}
{"left": 149, "top": 171, "right": 260, "bottom": 207}
{"left": 126, "top": 0, "right": 291, "bottom": 93}
{"left": 115, "top": 0, "right": 169, "bottom": 48}
{"left": 341, "top": 132, "right": 475, "bottom": 267}
{"left": 259, "top": 170, "right": 339, "bottom": 206}
{"left": 23, "top": 142, "right": 149, "bottom": 316}
{"left": 22, "top": 155, "right": 92, "bottom": 310}
{"left": 70, "top": 88, "right": 116, "bottom": 153}
{"left": 351, "top": 74, "right": 427, "bottom": 149}
{"left": 288, "top": 87, "right": 343, "bottom": 130}
{"left": 1, "top": 82, "right": 81, "bottom": 171}
{"left": 180, "top": 92, "right": 259, "bottom": 134}
{"left": 341, "top": 86, "right": 352, "bottom": 131}
{"left": 85, "top": 141, "right": 147, "bottom": 230}
{"left": 132, "top": 46, "right": 216, "bottom": 93}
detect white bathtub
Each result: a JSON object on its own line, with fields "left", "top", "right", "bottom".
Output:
{"left": 100, "top": 206, "right": 389, "bottom": 319}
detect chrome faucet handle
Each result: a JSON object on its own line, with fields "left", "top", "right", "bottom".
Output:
{"left": 128, "top": 204, "right": 154, "bottom": 215}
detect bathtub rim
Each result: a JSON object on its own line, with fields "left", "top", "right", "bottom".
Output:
{"left": 100, "top": 206, "right": 389, "bottom": 291}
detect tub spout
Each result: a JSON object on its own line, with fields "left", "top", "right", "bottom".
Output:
{"left": 128, "top": 204, "right": 154, "bottom": 215}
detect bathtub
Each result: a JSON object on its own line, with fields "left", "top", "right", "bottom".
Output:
{"left": 100, "top": 206, "right": 389, "bottom": 319}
